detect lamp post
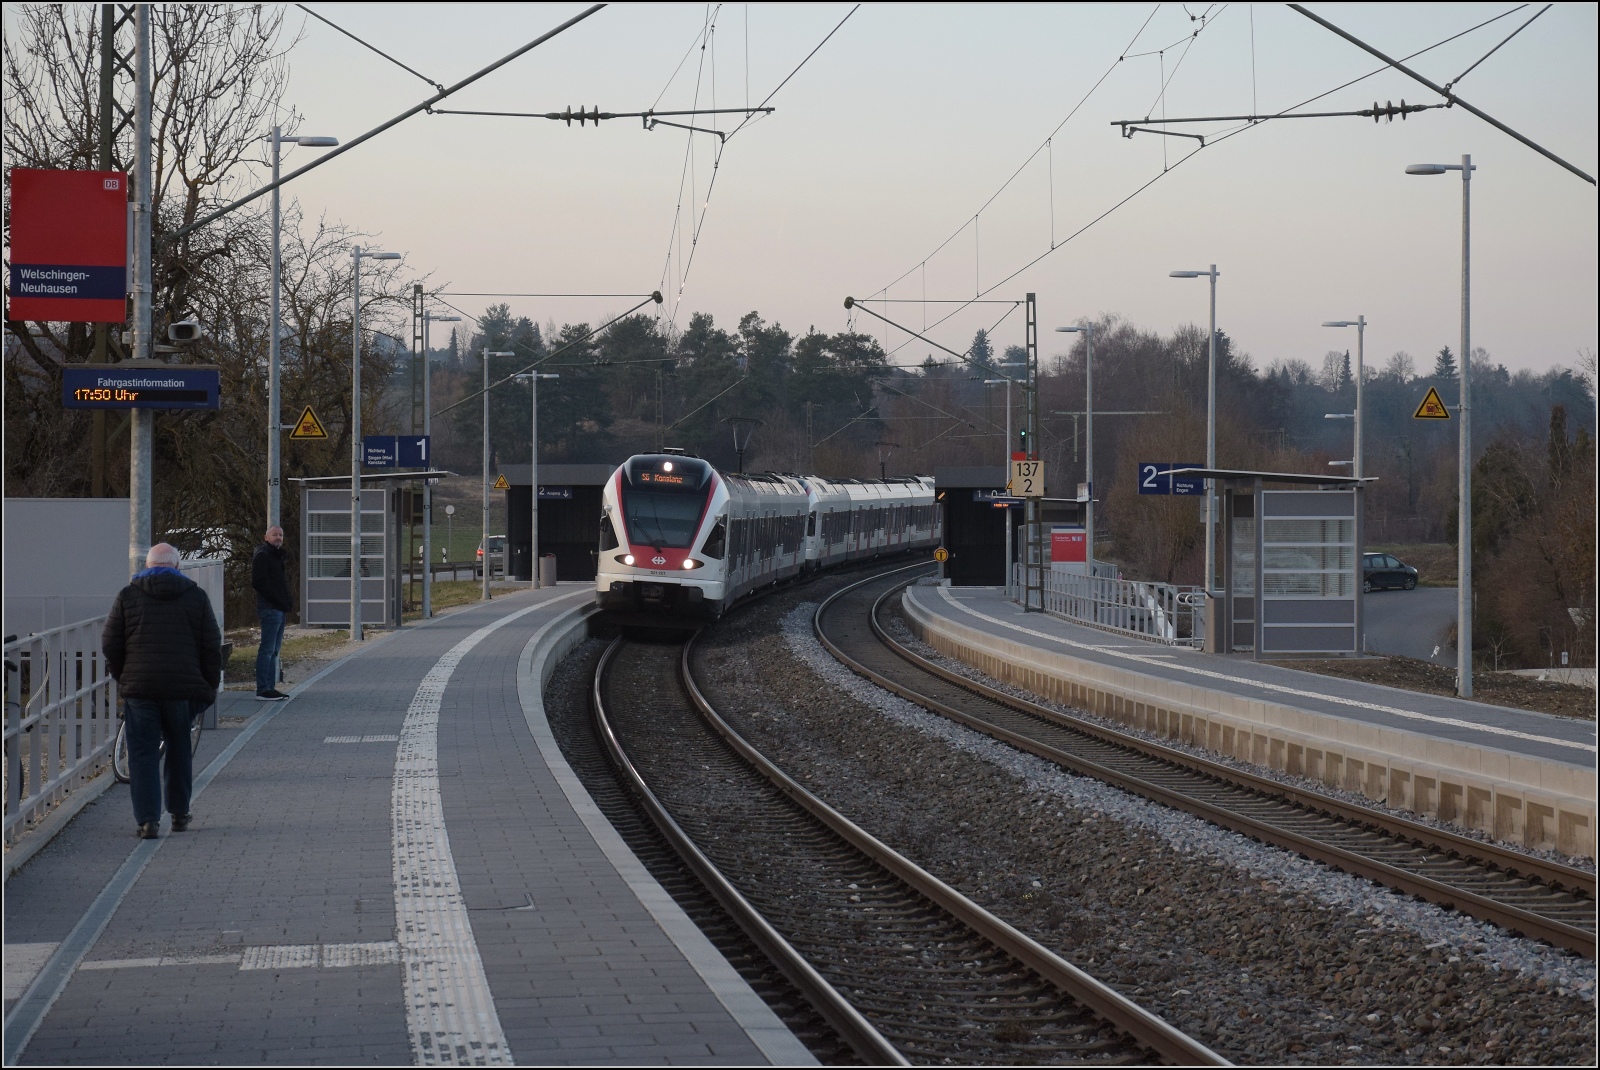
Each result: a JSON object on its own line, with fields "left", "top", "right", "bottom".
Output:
{"left": 1169, "top": 265, "right": 1220, "bottom": 592}
{"left": 482, "top": 350, "right": 515, "bottom": 602}
{"left": 515, "top": 372, "right": 559, "bottom": 586}
{"left": 1321, "top": 317, "right": 1366, "bottom": 478}
{"left": 1407, "top": 155, "right": 1475, "bottom": 698}
{"left": 420, "top": 309, "right": 461, "bottom": 618}
{"left": 267, "top": 129, "right": 338, "bottom": 529}
{"left": 1054, "top": 324, "right": 1096, "bottom": 577}
{"left": 349, "top": 246, "right": 402, "bottom": 640}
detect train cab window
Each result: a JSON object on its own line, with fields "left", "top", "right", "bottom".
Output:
{"left": 807, "top": 511, "right": 817, "bottom": 537}
{"left": 701, "top": 518, "right": 727, "bottom": 560}
{"left": 620, "top": 456, "right": 713, "bottom": 548}
{"left": 598, "top": 512, "right": 619, "bottom": 551}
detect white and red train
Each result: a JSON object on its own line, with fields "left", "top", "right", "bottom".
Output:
{"left": 595, "top": 451, "right": 941, "bottom": 619}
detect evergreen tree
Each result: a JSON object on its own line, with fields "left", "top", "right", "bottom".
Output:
{"left": 970, "top": 329, "right": 993, "bottom": 367}
{"left": 1339, "top": 350, "right": 1353, "bottom": 389}
{"left": 1434, "top": 346, "right": 1457, "bottom": 378}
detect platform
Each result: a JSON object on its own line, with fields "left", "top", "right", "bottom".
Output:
{"left": 903, "top": 584, "right": 1597, "bottom": 859}
{"left": 4, "top": 586, "right": 812, "bottom": 1066}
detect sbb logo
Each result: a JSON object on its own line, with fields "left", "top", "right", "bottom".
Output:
{"left": 652, "top": 555, "right": 666, "bottom": 566}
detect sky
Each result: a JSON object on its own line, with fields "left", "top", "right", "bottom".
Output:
{"left": 230, "top": 3, "right": 1598, "bottom": 375}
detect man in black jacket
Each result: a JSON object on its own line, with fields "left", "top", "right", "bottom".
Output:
{"left": 251, "top": 525, "right": 293, "bottom": 700}
{"left": 103, "top": 543, "right": 222, "bottom": 839}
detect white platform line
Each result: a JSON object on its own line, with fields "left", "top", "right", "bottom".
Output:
{"left": 394, "top": 594, "right": 582, "bottom": 1066}
{"left": 935, "top": 588, "right": 1597, "bottom": 754}
{"left": 76, "top": 941, "right": 401, "bottom": 972}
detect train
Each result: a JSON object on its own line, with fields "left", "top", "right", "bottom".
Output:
{"left": 595, "top": 450, "right": 942, "bottom": 620}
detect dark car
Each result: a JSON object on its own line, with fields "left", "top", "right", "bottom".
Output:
{"left": 1363, "top": 552, "right": 1418, "bottom": 592}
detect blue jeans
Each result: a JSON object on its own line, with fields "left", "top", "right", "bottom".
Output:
{"left": 125, "top": 698, "right": 194, "bottom": 825}
{"left": 256, "top": 606, "right": 286, "bottom": 693}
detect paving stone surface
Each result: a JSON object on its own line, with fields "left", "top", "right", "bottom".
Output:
{"left": 5, "top": 588, "right": 780, "bottom": 1066}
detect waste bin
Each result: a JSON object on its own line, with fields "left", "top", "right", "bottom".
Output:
{"left": 539, "top": 554, "right": 557, "bottom": 588}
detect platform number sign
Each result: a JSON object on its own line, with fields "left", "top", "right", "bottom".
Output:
{"left": 1009, "top": 459, "right": 1044, "bottom": 498}
{"left": 1138, "top": 462, "right": 1204, "bottom": 495}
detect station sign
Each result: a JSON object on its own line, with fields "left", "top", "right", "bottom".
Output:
{"left": 363, "top": 435, "right": 431, "bottom": 468}
{"left": 1138, "top": 462, "right": 1204, "bottom": 495}
{"left": 537, "top": 486, "right": 573, "bottom": 500}
{"left": 8, "top": 169, "right": 128, "bottom": 323}
{"left": 61, "top": 364, "right": 219, "bottom": 409}
{"left": 972, "top": 489, "right": 1021, "bottom": 508}
{"left": 1051, "top": 527, "right": 1087, "bottom": 563}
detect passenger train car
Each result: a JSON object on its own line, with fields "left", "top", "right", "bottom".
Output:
{"left": 595, "top": 451, "right": 940, "bottom": 620}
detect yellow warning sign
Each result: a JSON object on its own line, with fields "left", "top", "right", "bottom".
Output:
{"left": 288, "top": 405, "right": 328, "bottom": 439}
{"left": 492, "top": 473, "right": 510, "bottom": 490}
{"left": 1413, "top": 386, "right": 1451, "bottom": 420}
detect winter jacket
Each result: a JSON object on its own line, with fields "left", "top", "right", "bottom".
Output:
{"left": 252, "top": 542, "right": 294, "bottom": 613}
{"left": 102, "top": 567, "right": 222, "bottom": 704}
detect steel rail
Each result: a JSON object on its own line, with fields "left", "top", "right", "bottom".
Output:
{"left": 676, "top": 629, "right": 1229, "bottom": 1066}
{"left": 814, "top": 571, "right": 1595, "bottom": 958}
{"left": 591, "top": 637, "right": 907, "bottom": 1067}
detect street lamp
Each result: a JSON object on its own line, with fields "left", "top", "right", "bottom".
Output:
{"left": 349, "top": 245, "right": 402, "bottom": 641}
{"left": 515, "top": 372, "right": 560, "bottom": 586}
{"left": 420, "top": 309, "right": 461, "bottom": 619}
{"left": 1322, "top": 318, "right": 1367, "bottom": 479}
{"left": 1407, "top": 154, "right": 1476, "bottom": 698}
{"left": 482, "top": 350, "right": 515, "bottom": 602}
{"left": 1055, "top": 324, "right": 1096, "bottom": 577}
{"left": 267, "top": 129, "right": 338, "bottom": 530}
{"left": 1169, "top": 265, "right": 1220, "bottom": 593}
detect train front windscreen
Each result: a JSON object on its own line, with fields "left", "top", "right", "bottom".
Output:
{"left": 620, "top": 456, "right": 713, "bottom": 548}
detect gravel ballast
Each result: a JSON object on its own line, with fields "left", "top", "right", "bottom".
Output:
{"left": 683, "top": 578, "right": 1595, "bottom": 1066}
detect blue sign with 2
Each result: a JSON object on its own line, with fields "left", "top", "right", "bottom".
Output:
{"left": 1138, "top": 462, "right": 1205, "bottom": 496}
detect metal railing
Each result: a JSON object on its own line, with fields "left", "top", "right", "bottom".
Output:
{"left": 1015, "top": 566, "right": 1206, "bottom": 646}
{"left": 4, "top": 616, "right": 117, "bottom": 844}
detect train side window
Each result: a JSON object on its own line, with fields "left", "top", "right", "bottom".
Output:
{"left": 807, "top": 511, "right": 817, "bottom": 537}
{"left": 701, "top": 518, "right": 726, "bottom": 560}
{"left": 598, "top": 512, "right": 619, "bottom": 551}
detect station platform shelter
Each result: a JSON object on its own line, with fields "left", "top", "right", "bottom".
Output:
{"left": 934, "top": 466, "right": 1082, "bottom": 586}
{"left": 498, "top": 463, "right": 615, "bottom": 582}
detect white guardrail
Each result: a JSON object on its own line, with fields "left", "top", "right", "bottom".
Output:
{"left": 3, "top": 616, "right": 117, "bottom": 843}
{"left": 1015, "top": 566, "right": 1206, "bottom": 646}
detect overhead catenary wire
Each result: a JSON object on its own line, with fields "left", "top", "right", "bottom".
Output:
{"left": 1289, "top": 3, "right": 1594, "bottom": 185}
{"left": 870, "top": 4, "right": 1549, "bottom": 357}
{"left": 295, "top": 3, "right": 443, "bottom": 90}
{"left": 169, "top": 4, "right": 607, "bottom": 241}
{"left": 1445, "top": 3, "right": 1549, "bottom": 90}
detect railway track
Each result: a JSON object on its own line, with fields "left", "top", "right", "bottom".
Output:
{"left": 815, "top": 569, "right": 1596, "bottom": 960}
{"left": 593, "top": 622, "right": 1227, "bottom": 1065}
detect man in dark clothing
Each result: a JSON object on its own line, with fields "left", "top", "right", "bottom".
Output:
{"left": 102, "top": 543, "right": 222, "bottom": 839}
{"left": 251, "top": 525, "right": 293, "bottom": 700}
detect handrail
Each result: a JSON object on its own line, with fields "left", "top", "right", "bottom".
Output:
{"left": 4, "top": 616, "right": 118, "bottom": 842}
{"left": 1015, "top": 565, "right": 1205, "bottom": 647}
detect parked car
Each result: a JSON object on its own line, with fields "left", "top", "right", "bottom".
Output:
{"left": 1363, "top": 552, "right": 1418, "bottom": 592}
{"left": 475, "top": 535, "right": 506, "bottom": 578}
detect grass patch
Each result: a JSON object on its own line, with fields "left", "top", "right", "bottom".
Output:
{"left": 401, "top": 580, "right": 494, "bottom": 622}
{"left": 1370, "top": 543, "right": 1456, "bottom": 587}
{"left": 225, "top": 628, "right": 349, "bottom": 679}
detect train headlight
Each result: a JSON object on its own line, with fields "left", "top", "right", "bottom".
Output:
{"left": 682, "top": 558, "right": 702, "bottom": 570}
{"left": 619, "top": 553, "right": 635, "bottom": 566}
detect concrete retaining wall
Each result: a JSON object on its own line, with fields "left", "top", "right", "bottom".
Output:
{"left": 903, "top": 590, "right": 1596, "bottom": 859}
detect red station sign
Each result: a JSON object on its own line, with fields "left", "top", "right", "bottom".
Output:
{"left": 1051, "top": 528, "right": 1087, "bottom": 564}
{"left": 7, "top": 168, "right": 128, "bottom": 323}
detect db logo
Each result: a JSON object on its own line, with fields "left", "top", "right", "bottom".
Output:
{"left": 651, "top": 555, "right": 666, "bottom": 566}
{"left": 103, "top": 178, "right": 120, "bottom": 190}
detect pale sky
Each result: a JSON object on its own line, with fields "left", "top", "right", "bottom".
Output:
{"left": 243, "top": 4, "right": 1598, "bottom": 373}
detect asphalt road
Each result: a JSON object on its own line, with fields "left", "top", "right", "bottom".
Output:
{"left": 1364, "top": 584, "right": 1457, "bottom": 665}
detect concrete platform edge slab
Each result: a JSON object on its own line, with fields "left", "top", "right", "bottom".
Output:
{"left": 905, "top": 587, "right": 1596, "bottom": 860}
{"left": 516, "top": 602, "right": 818, "bottom": 1067}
